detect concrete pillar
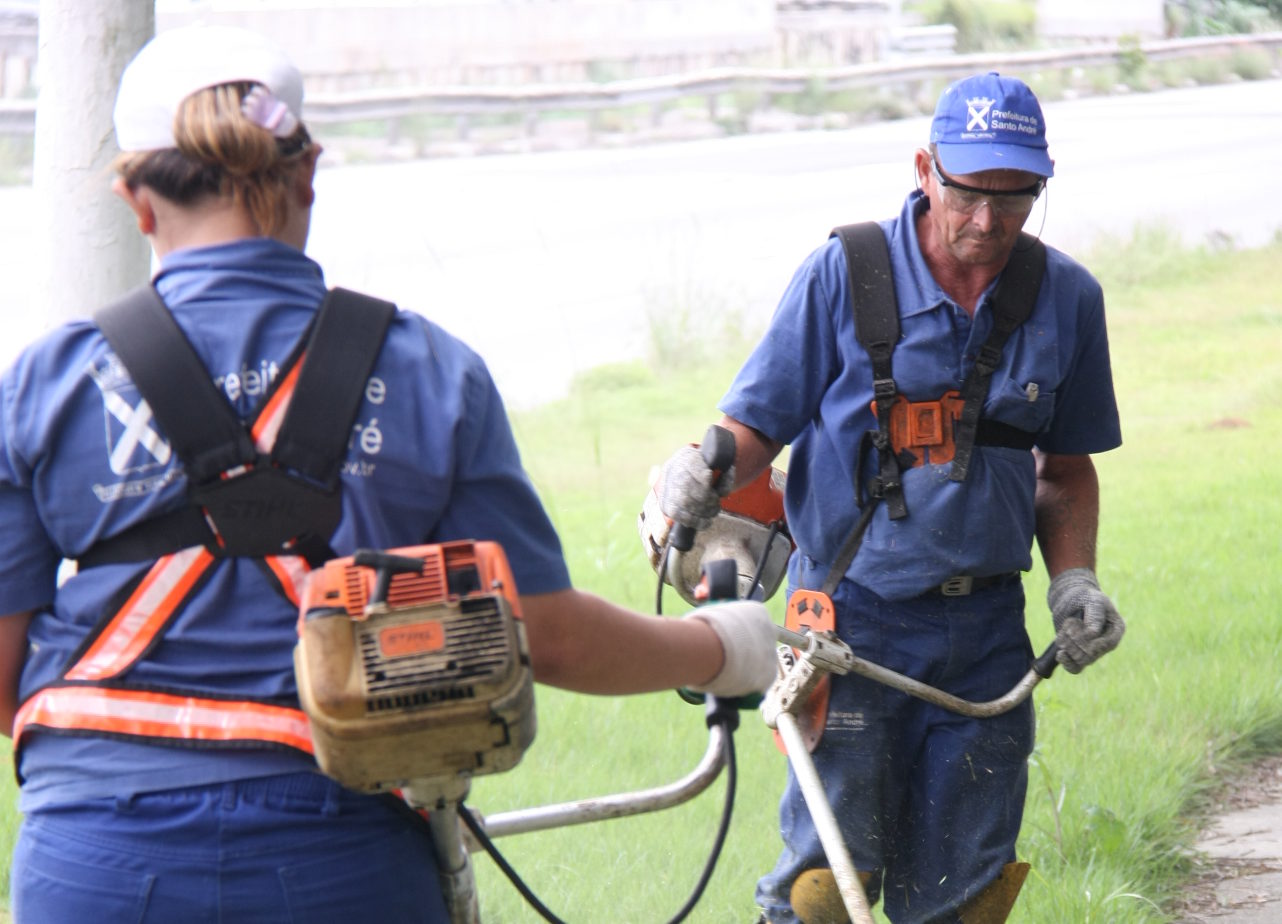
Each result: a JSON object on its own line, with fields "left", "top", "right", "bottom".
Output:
{"left": 33, "top": 0, "right": 153, "bottom": 323}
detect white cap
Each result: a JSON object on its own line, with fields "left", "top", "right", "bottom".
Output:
{"left": 114, "top": 25, "right": 304, "bottom": 153}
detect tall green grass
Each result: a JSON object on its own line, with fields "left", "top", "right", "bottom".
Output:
{"left": 468, "top": 230, "right": 1282, "bottom": 922}
{"left": 2, "top": 230, "right": 1279, "bottom": 923}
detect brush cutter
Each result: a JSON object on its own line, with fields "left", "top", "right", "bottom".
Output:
{"left": 290, "top": 443, "right": 1056, "bottom": 923}
{"left": 294, "top": 539, "right": 760, "bottom": 924}
{"left": 653, "top": 425, "right": 1060, "bottom": 924}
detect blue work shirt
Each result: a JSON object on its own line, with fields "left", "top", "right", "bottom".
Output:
{"left": 0, "top": 238, "right": 571, "bottom": 811}
{"left": 721, "top": 192, "right": 1122, "bottom": 601}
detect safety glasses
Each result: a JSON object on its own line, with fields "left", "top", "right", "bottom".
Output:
{"left": 930, "top": 156, "right": 1045, "bottom": 217}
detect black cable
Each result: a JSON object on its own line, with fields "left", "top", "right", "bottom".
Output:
{"left": 744, "top": 520, "right": 788, "bottom": 601}
{"left": 459, "top": 803, "right": 568, "bottom": 924}
{"left": 663, "top": 719, "right": 738, "bottom": 924}
{"left": 460, "top": 719, "right": 739, "bottom": 924}
{"left": 656, "top": 538, "right": 672, "bottom": 615}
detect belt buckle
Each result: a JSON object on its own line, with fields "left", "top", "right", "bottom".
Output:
{"left": 939, "top": 576, "right": 973, "bottom": 596}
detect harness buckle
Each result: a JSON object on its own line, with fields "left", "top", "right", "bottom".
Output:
{"left": 939, "top": 576, "right": 974, "bottom": 596}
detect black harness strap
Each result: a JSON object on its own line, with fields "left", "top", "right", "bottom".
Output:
{"left": 832, "top": 222, "right": 908, "bottom": 520}
{"left": 95, "top": 287, "right": 256, "bottom": 484}
{"left": 83, "top": 286, "right": 395, "bottom": 567}
{"left": 271, "top": 287, "right": 397, "bottom": 489}
{"left": 949, "top": 234, "right": 1046, "bottom": 482}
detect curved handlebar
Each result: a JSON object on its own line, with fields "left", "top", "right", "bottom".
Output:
{"left": 469, "top": 723, "right": 729, "bottom": 844}
{"left": 765, "top": 624, "right": 1058, "bottom": 924}
{"left": 772, "top": 625, "right": 1057, "bottom": 719}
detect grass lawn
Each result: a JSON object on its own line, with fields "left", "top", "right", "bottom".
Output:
{"left": 1, "top": 227, "right": 1279, "bottom": 923}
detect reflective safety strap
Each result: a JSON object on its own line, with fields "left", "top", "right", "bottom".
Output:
{"left": 65, "top": 546, "right": 215, "bottom": 682}
{"left": 261, "top": 555, "right": 311, "bottom": 608}
{"left": 251, "top": 356, "right": 304, "bottom": 453}
{"left": 13, "top": 687, "right": 313, "bottom": 755}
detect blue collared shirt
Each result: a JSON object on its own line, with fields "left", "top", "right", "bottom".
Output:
{"left": 0, "top": 237, "right": 570, "bottom": 809}
{"left": 720, "top": 192, "right": 1122, "bottom": 600}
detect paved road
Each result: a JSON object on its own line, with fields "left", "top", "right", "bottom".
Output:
{"left": 302, "top": 77, "right": 1282, "bottom": 407}
{"left": 1, "top": 78, "right": 1280, "bottom": 406}
{"left": 1182, "top": 758, "right": 1282, "bottom": 922}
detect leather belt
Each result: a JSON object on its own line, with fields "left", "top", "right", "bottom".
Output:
{"left": 932, "top": 572, "right": 1019, "bottom": 597}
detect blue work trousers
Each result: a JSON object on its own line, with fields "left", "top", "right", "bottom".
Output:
{"left": 756, "top": 573, "right": 1035, "bottom": 923}
{"left": 11, "top": 771, "right": 449, "bottom": 924}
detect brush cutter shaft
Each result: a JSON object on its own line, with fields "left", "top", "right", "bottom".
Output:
{"left": 775, "top": 712, "right": 876, "bottom": 924}
{"left": 473, "top": 724, "right": 729, "bottom": 842}
{"left": 772, "top": 626, "right": 1050, "bottom": 718}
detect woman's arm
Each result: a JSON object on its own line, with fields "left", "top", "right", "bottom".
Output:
{"left": 520, "top": 588, "right": 771, "bottom": 696}
{"left": 0, "top": 610, "right": 33, "bottom": 737}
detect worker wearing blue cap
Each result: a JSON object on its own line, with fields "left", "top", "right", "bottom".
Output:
{"left": 648, "top": 72, "right": 1125, "bottom": 922}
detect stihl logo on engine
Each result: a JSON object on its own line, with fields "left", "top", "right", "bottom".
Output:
{"left": 378, "top": 622, "right": 445, "bottom": 658}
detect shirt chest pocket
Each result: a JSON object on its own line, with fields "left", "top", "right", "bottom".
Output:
{"left": 986, "top": 374, "right": 1056, "bottom": 435}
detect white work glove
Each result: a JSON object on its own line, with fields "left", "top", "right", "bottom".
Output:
{"left": 684, "top": 601, "right": 778, "bottom": 697}
{"left": 1048, "top": 568, "right": 1126, "bottom": 674}
{"left": 660, "top": 444, "right": 735, "bottom": 532}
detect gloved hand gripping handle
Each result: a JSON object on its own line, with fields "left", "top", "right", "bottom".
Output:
{"left": 668, "top": 424, "right": 736, "bottom": 553}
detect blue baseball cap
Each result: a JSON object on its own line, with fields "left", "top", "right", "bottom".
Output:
{"left": 930, "top": 72, "right": 1054, "bottom": 178}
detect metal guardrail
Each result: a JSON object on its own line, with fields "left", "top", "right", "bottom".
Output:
{"left": 0, "top": 99, "right": 32, "bottom": 133}
{"left": 2, "top": 33, "right": 1279, "bottom": 138}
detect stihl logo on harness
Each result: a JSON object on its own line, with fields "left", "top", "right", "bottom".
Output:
{"left": 11, "top": 286, "right": 395, "bottom": 770}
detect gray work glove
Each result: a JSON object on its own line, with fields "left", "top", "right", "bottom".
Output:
{"left": 660, "top": 444, "right": 735, "bottom": 532}
{"left": 684, "top": 601, "right": 778, "bottom": 697}
{"left": 1047, "top": 568, "right": 1126, "bottom": 674}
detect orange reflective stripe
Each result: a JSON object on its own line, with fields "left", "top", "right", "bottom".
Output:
{"left": 264, "top": 555, "right": 310, "bottom": 607}
{"left": 65, "top": 546, "right": 215, "bottom": 682}
{"left": 251, "top": 355, "right": 303, "bottom": 452}
{"left": 14, "top": 687, "right": 314, "bottom": 755}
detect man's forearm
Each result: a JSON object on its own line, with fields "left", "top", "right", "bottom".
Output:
{"left": 1034, "top": 451, "right": 1100, "bottom": 577}
{"left": 716, "top": 416, "right": 782, "bottom": 491}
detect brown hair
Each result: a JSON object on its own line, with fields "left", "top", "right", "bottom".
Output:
{"left": 115, "top": 82, "right": 312, "bottom": 237}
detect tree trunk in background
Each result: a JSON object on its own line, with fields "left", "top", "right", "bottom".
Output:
{"left": 33, "top": 0, "right": 153, "bottom": 322}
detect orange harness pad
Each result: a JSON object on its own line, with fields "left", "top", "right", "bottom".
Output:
{"left": 873, "top": 390, "right": 965, "bottom": 466}
{"left": 772, "top": 588, "right": 836, "bottom": 755}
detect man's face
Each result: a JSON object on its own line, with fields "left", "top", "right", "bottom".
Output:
{"left": 918, "top": 149, "right": 1044, "bottom": 267}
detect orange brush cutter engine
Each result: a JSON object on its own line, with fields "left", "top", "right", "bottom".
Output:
{"left": 294, "top": 541, "right": 536, "bottom": 794}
